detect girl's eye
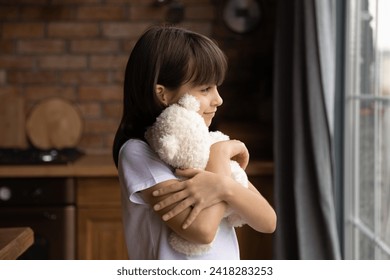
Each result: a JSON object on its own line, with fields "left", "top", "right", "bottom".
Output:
{"left": 201, "top": 87, "right": 211, "bottom": 93}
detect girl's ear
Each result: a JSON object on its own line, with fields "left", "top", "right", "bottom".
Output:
{"left": 155, "top": 84, "right": 168, "bottom": 106}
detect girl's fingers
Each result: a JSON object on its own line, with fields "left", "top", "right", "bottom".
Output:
{"left": 175, "top": 168, "right": 202, "bottom": 178}
{"left": 160, "top": 198, "right": 196, "bottom": 221}
{"left": 152, "top": 181, "right": 184, "bottom": 196}
{"left": 153, "top": 190, "right": 187, "bottom": 211}
{"left": 152, "top": 168, "right": 206, "bottom": 224}
{"left": 152, "top": 169, "right": 201, "bottom": 197}
{"left": 182, "top": 206, "right": 202, "bottom": 229}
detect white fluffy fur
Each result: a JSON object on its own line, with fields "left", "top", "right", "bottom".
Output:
{"left": 145, "top": 94, "right": 248, "bottom": 256}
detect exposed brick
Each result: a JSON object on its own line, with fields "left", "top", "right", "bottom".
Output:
{"left": 76, "top": 6, "right": 128, "bottom": 21}
{"left": 0, "top": 0, "right": 49, "bottom": 4}
{"left": 185, "top": 5, "right": 214, "bottom": 20}
{"left": 103, "top": 102, "right": 122, "bottom": 119}
{"left": 79, "top": 85, "right": 122, "bottom": 101}
{"left": 7, "top": 70, "right": 58, "bottom": 84}
{"left": 70, "top": 40, "right": 120, "bottom": 53}
{"left": 77, "top": 102, "right": 102, "bottom": 118}
{"left": 112, "top": 70, "right": 125, "bottom": 84}
{"left": 0, "top": 6, "right": 20, "bottom": 20}
{"left": 129, "top": 6, "right": 165, "bottom": 21}
{"left": 78, "top": 134, "right": 104, "bottom": 150}
{"left": 89, "top": 55, "right": 128, "bottom": 70}
{"left": 0, "top": 41, "right": 14, "bottom": 54}
{"left": 0, "top": 56, "right": 35, "bottom": 69}
{"left": 179, "top": 22, "right": 212, "bottom": 36}
{"left": 83, "top": 119, "right": 118, "bottom": 134}
{"left": 48, "top": 23, "right": 99, "bottom": 38}
{"left": 0, "top": 70, "right": 6, "bottom": 85}
{"left": 38, "top": 55, "right": 87, "bottom": 69}
{"left": 17, "top": 40, "right": 65, "bottom": 54}
{"left": 2, "top": 23, "right": 45, "bottom": 38}
{"left": 121, "top": 39, "right": 137, "bottom": 52}
{"left": 182, "top": 0, "right": 211, "bottom": 4}
{"left": 0, "top": 0, "right": 219, "bottom": 154}
{"left": 20, "top": 6, "right": 74, "bottom": 20}
{"left": 101, "top": 22, "right": 150, "bottom": 38}
{"left": 50, "top": 0, "right": 101, "bottom": 4}
{"left": 103, "top": 133, "right": 116, "bottom": 151}
{"left": 60, "top": 71, "right": 112, "bottom": 85}
{"left": 0, "top": 86, "right": 22, "bottom": 95}
{"left": 109, "top": 0, "right": 136, "bottom": 4}
{"left": 24, "top": 85, "right": 76, "bottom": 100}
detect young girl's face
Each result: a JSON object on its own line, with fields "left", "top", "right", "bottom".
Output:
{"left": 170, "top": 83, "right": 223, "bottom": 127}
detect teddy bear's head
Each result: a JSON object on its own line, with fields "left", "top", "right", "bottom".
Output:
{"left": 145, "top": 94, "right": 211, "bottom": 170}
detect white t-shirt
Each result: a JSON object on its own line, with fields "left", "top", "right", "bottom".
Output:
{"left": 118, "top": 139, "right": 240, "bottom": 260}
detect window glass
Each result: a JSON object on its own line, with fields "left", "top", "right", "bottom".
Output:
{"left": 344, "top": 0, "right": 390, "bottom": 260}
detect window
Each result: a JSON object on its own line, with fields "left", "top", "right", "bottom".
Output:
{"left": 344, "top": 0, "right": 390, "bottom": 259}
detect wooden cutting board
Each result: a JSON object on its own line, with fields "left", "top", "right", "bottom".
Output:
{"left": 0, "top": 94, "right": 28, "bottom": 148}
{"left": 26, "top": 98, "right": 83, "bottom": 150}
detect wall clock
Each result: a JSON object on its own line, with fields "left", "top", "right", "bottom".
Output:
{"left": 222, "top": 0, "right": 262, "bottom": 34}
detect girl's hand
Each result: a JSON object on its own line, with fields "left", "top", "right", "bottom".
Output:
{"left": 152, "top": 168, "right": 227, "bottom": 229}
{"left": 228, "top": 140, "right": 250, "bottom": 170}
{"left": 210, "top": 140, "right": 250, "bottom": 170}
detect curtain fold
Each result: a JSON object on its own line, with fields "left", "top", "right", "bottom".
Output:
{"left": 272, "top": 0, "right": 341, "bottom": 259}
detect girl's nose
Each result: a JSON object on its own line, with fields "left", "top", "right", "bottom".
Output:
{"left": 213, "top": 89, "right": 223, "bottom": 107}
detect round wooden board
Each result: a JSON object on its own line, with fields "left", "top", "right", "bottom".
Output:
{"left": 26, "top": 98, "right": 83, "bottom": 150}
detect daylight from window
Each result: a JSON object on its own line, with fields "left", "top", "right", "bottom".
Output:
{"left": 344, "top": 0, "right": 390, "bottom": 260}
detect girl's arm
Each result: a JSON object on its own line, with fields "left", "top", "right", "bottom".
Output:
{"left": 141, "top": 175, "right": 227, "bottom": 244}
{"left": 152, "top": 140, "right": 277, "bottom": 233}
{"left": 140, "top": 141, "right": 235, "bottom": 244}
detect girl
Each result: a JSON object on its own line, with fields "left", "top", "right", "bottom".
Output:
{"left": 113, "top": 25, "right": 276, "bottom": 260}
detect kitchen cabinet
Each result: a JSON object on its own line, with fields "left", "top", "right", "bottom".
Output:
{"left": 0, "top": 155, "right": 127, "bottom": 260}
{"left": 76, "top": 177, "right": 127, "bottom": 260}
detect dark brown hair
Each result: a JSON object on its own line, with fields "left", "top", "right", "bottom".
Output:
{"left": 113, "top": 25, "right": 227, "bottom": 167}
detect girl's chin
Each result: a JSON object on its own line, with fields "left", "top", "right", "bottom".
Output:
{"left": 203, "top": 119, "right": 212, "bottom": 127}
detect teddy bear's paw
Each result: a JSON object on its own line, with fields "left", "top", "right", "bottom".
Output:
{"left": 224, "top": 206, "right": 246, "bottom": 227}
{"left": 223, "top": 205, "right": 234, "bottom": 218}
{"left": 227, "top": 213, "right": 247, "bottom": 228}
{"left": 209, "top": 130, "right": 230, "bottom": 144}
{"left": 178, "top": 94, "right": 200, "bottom": 112}
{"left": 230, "top": 160, "right": 249, "bottom": 187}
{"left": 169, "top": 232, "right": 212, "bottom": 256}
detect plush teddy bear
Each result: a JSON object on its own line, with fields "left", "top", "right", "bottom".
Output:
{"left": 145, "top": 94, "right": 248, "bottom": 256}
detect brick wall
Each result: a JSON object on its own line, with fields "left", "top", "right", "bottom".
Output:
{"left": 0, "top": 0, "right": 215, "bottom": 154}
{"left": 0, "top": 0, "right": 275, "bottom": 158}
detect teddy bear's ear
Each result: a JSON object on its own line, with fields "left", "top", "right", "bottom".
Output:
{"left": 177, "top": 94, "right": 200, "bottom": 111}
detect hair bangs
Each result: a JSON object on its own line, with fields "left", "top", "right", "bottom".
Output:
{"left": 184, "top": 36, "right": 227, "bottom": 87}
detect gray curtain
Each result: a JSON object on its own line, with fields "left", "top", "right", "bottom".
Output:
{"left": 272, "top": 0, "right": 341, "bottom": 259}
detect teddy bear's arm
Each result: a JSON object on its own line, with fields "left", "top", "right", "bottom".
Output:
{"left": 140, "top": 179, "right": 226, "bottom": 244}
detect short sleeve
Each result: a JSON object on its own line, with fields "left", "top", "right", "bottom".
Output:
{"left": 118, "top": 139, "right": 177, "bottom": 205}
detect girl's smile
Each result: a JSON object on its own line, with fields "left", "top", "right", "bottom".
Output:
{"left": 181, "top": 84, "right": 223, "bottom": 127}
